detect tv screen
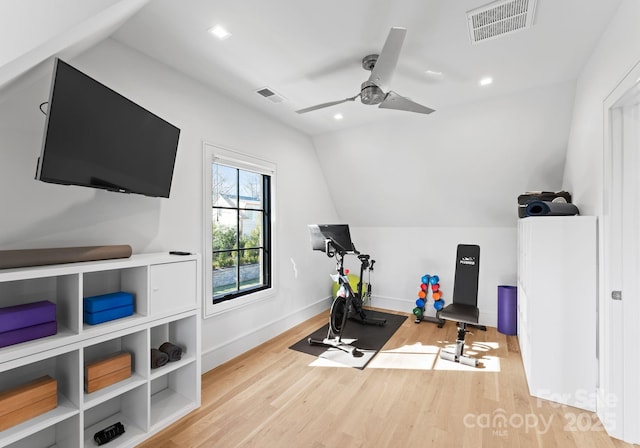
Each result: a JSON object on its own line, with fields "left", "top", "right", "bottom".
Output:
{"left": 36, "top": 58, "right": 180, "bottom": 198}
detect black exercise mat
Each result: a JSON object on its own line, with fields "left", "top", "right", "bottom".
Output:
{"left": 289, "top": 309, "right": 407, "bottom": 369}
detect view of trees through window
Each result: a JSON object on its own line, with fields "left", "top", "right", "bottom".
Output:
{"left": 211, "top": 163, "right": 271, "bottom": 302}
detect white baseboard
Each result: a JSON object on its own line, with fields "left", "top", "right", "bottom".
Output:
{"left": 201, "top": 297, "right": 330, "bottom": 373}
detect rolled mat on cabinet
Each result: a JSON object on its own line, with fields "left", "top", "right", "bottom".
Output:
{"left": 517, "top": 191, "right": 572, "bottom": 218}
{"left": 0, "top": 245, "right": 132, "bottom": 270}
{"left": 524, "top": 201, "right": 579, "bottom": 217}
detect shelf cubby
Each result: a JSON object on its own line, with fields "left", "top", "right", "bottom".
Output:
{"left": 82, "top": 265, "right": 149, "bottom": 319}
{"left": 82, "top": 329, "right": 147, "bottom": 409}
{"left": 0, "top": 273, "right": 80, "bottom": 362}
{"left": 149, "top": 315, "right": 197, "bottom": 380}
{"left": 0, "top": 350, "right": 80, "bottom": 448}
{"left": 4, "top": 414, "right": 80, "bottom": 448}
{"left": 150, "top": 362, "right": 198, "bottom": 431}
{"left": 83, "top": 385, "right": 148, "bottom": 447}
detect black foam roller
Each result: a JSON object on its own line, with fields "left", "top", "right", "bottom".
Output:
{"left": 524, "top": 200, "right": 579, "bottom": 217}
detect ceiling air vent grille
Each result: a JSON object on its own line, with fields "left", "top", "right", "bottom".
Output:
{"left": 255, "top": 87, "right": 286, "bottom": 103}
{"left": 467, "top": 0, "right": 537, "bottom": 44}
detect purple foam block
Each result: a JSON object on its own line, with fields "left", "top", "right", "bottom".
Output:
{"left": 0, "top": 320, "right": 57, "bottom": 348}
{"left": 0, "top": 300, "right": 56, "bottom": 333}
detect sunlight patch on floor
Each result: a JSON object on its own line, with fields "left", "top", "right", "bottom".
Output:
{"left": 368, "top": 341, "right": 501, "bottom": 372}
{"left": 306, "top": 341, "right": 501, "bottom": 371}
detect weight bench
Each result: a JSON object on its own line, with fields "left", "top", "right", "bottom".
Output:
{"left": 438, "top": 244, "right": 486, "bottom": 367}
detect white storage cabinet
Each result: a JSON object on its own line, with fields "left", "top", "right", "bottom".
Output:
{"left": 517, "top": 216, "right": 596, "bottom": 410}
{"left": 0, "top": 253, "right": 201, "bottom": 448}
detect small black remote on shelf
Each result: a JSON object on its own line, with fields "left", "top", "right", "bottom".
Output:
{"left": 169, "top": 251, "right": 191, "bottom": 255}
{"left": 94, "top": 421, "right": 125, "bottom": 445}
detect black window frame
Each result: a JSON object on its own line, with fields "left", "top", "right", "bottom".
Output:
{"left": 211, "top": 164, "right": 272, "bottom": 304}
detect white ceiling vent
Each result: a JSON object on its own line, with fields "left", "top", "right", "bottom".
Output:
{"left": 255, "top": 87, "right": 286, "bottom": 103}
{"left": 467, "top": 0, "right": 537, "bottom": 44}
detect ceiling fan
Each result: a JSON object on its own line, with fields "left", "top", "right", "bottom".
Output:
{"left": 296, "top": 27, "right": 435, "bottom": 115}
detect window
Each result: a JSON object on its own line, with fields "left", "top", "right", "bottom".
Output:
{"left": 203, "top": 143, "right": 275, "bottom": 316}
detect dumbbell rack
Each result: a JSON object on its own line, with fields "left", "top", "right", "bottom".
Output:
{"left": 413, "top": 274, "right": 445, "bottom": 327}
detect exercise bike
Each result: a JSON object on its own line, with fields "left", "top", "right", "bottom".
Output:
{"left": 308, "top": 224, "right": 386, "bottom": 356}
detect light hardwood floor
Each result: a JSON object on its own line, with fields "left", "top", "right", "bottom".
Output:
{"left": 139, "top": 309, "right": 638, "bottom": 448}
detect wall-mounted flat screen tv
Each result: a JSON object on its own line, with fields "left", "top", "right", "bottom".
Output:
{"left": 36, "top": 58, "right": 180, "bottom": 198}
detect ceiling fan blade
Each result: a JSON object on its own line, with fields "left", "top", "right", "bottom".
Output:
{"left": 368, "top": 27, "right": 406, "bottom": 92}
{"left": 379, "top": 91, "right": 435, "bottom": 114}
{"left": 296, "top": 94, "right": 359, "bottom": 114}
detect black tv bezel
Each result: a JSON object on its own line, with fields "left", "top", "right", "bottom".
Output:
{"left": 35, "top": 58, "right": 180, "bottom": 198}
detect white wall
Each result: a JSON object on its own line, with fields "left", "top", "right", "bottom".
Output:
{"left": 1, "top": 0, "right": 119, "bottom": 67}
{"left": 0, "top": 38, "right": 339, "bottom": 372}
{"left": 311, "top": 80, "right": 574, "bottom": 326}
{"left": 563, "top": 0, "right": 640, "bottom": 212}
{"left": 0, "top": 0, "right": 149, "bottom": 91}
{"left": 313, "top": 81, "right": 575, "bottom": 228}
{"left": 344, "top": 226, "right": 516, "bottom": 327}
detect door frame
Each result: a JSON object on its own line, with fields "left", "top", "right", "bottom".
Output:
{"left": 601, "top": 59, "right": 640, "bottom": 442}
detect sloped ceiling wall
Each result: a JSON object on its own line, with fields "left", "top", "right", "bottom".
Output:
{"left": 0, "top": 0, "right": 148, "bottom": 93}
{"left": 313, "top": 80, "right": 575, "bottom": 227}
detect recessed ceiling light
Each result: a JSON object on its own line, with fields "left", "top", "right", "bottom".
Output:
{"left": 479, "top": 77, "right": 493, "bottom": 86}
{"left": 333, "top": 113, "right": 344, "bottom": 120}
{"left": 425, "top": 70, "right": 443, "bottom": 77}
{"left": 209, "top": 25, "right": 231, "bottom": 40}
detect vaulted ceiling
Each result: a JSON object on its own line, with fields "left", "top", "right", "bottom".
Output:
{"left": 2, "top": 0, "right": 622, "bottom": 136}
{"left": 111, "top": 0, "right": 622, "bottom": 135}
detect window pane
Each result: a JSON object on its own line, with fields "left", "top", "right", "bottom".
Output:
{"left": 212, "top": 164, "right": 237, "bottom": 206}
{"left": 239, "top": 169, "right": 263, "bottom": 210}
{"left": 213, "top": 251, "right": 238, "bottom": 298}
{"left": 239, "top": 210, "right": 263, "bottom": 249}
{"left": 240, "top": 249, "right": 262, "bottom": 290}
{"left": 212, "top": 209, "right": 238, "bottom": 251}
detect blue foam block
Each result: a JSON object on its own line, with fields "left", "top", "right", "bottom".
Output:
{"left": 84, "top": 304, "right": 134, "bottom": 325}
{"left": 83, "top": 292, "right": 133, "bottom": 313}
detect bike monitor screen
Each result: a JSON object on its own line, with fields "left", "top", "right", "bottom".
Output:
{"left": 308, "top": 224, "right": 355, "bottom": 254}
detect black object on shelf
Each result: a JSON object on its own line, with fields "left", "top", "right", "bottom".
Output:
{"left": 169, "top": 251, "right": 191, "bottom": 255}
{"left": 159, "top": 341, "right": 183, "bottom": 362}
{"left": 94, "top": 421, "right": 125, "bottom": 445}
{"left": 517, "top": 191, "right": 572, "bottom": 218}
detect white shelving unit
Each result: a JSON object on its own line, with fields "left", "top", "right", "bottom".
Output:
{"left": 517, "top": 216, "right": 597, "bottom": 411}
{"left": 0, "top": 253, "right": 201, "bottom": 448}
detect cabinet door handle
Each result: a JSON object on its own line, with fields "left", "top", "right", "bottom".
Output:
{"left": 611, "top": 290, "right": 622, "bottom": 300}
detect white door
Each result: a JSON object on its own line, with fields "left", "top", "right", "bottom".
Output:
{"left": 601, "top": 62, "right": 640, "bottom": 443}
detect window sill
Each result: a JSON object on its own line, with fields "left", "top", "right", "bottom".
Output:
{"left": 203, "top": 286, "right": 275, "bottom": 318}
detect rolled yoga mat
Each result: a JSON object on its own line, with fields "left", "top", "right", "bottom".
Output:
{"left": 159, "top": 342, "right": 182, "bottom": 362}
{"left": 0, "top": 245, "right": 132, "bottom": 270}
{"left": 524, "top": 200, "right": 579, "bottom": 217}
{"left": 151, "top": 348, "right": 169, "bottom": 369}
